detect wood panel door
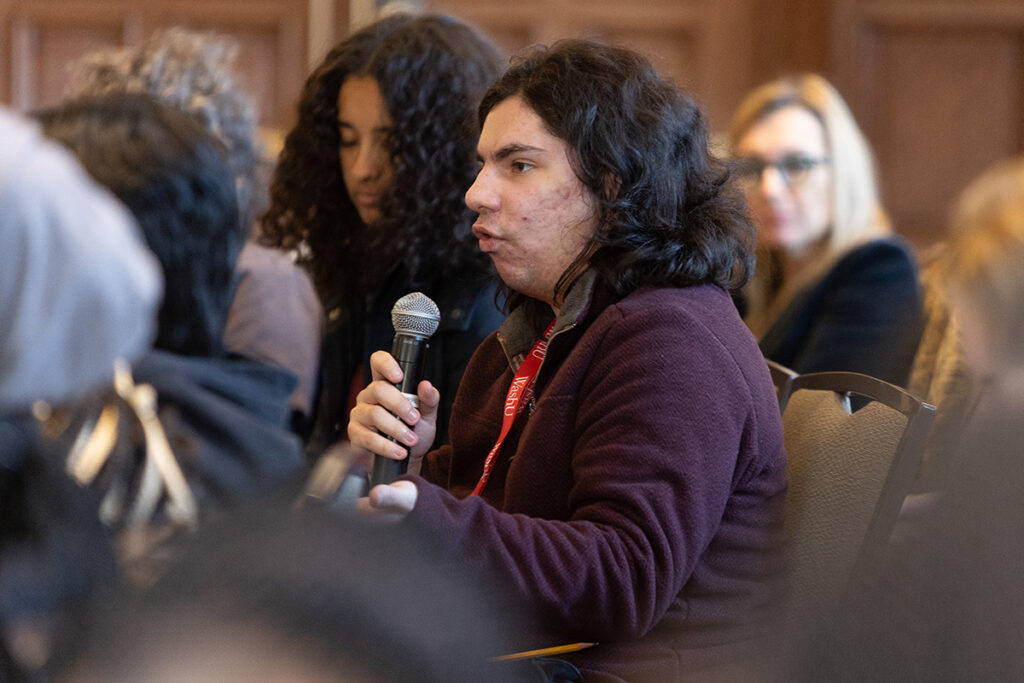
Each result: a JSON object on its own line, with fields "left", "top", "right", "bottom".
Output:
{"left": 0, "top": 0, "right": 312, "bottom": 130}
{"left": 426, "top": 0, "right": 765, "bottom": 132}
{"left": 833, "top": 0, "right": 1024, "bottom": 246}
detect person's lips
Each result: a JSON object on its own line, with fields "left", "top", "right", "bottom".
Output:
{"left": 352, "top": 191, "right": 382, "bottom": 208}
{"left": 472, "top": 223, "right": 501, "bottom": 252}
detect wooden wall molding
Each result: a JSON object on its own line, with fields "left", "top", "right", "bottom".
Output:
{"left": 1, "top": 0, "right": 1018, "bottom": 248}
{"left": 429, "top": 0, "right": 759, "bottom": 130}
{"left": 2, "top": 0, "right": 310, "bottom": 130}
{"left": 859, "top": 1, "right": 1024, "bottom": 26}
{"left": 834, "top": 0, "right": 1024, "bottom": 246}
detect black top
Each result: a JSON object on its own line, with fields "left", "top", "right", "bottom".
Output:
{"left": 758, "top": 238, "right": 924, "bottom": 387}
{"left": 133, "top": 349, "right": 305, "bottom": 505}
{"left": 307, "top": 269, "right": 505, "bottom": 460}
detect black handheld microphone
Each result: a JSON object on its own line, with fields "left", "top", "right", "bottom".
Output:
{"left": 369, "top": 292, "right": 441, "bottom": 488}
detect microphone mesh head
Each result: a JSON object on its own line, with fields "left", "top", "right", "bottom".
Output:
{"left": 391, "top": 292, "right": 441, "bottom": 337}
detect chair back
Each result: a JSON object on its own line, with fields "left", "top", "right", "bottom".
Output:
{"left": 780, "top": 371, "right": 935, "bottom": 624}
{"left": 767, "top": 359, "right": 799, "bottom": 412}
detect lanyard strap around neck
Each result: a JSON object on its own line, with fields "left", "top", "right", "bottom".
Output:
{"left": 471, "top": 318, "right": 557, "bottom": 496}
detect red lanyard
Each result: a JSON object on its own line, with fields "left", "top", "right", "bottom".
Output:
{"left": 471, "top": 319, "right": 557, "bottom": 496}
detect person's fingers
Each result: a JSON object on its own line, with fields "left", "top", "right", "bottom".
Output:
{"left": 354, "top": 480, "right": 419, "bottom": 523}
{"left": 357, "top": 377, "right": 421, "bottom": 425}
{"left": 369, "top": 349, "right": 404, "bottom": 384}
{"left": 369, "top": 479, "right": 418, "bottom": 512}
{"left": 416, "top": 380, "right": 441, "bottom": 421}
{"left": 348, "top": 400, "right": 416, "bottom": 459}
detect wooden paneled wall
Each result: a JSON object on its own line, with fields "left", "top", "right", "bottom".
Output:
{"left": 1, "top": 0, "right": 1021, "bottom": 246}
{"left": 430, "top": 0, "right": 1024, "bottom": 246}
{"left": 0, "top": 0, "right": 348, "bottom": 130}
{"left": 428, "top": 0, "right": 763, "bottom": 133}
{"left": 833, "top": 0, "right": 1024, "bottom": 244}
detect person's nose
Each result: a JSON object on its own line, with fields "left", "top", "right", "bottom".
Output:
{"left": 352, "top": 140, "right": 386, "bottom": 181}
{"left": 758, "top": 164, "right": 788, "bottom": 198}
{"left": 465, "top": 165, "right": 498, "bottom": 213}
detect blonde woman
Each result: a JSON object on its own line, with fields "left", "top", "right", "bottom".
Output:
{"left": 730, "top": 74, "right": 922, "bottom": 385}
{"left": 946, "top": 157, "right": 1024, "bottom": 412}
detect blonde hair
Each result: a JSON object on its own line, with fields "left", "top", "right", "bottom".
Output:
{"left": 947, "top": 157, "right": 1024, "bottom": 369}
{"left": 729, "top": 74, "right": 891, "bottom": 330}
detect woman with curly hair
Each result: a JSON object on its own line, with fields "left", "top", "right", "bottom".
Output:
{"left": 261, "top": 13, "right": 504, "bottom": 457}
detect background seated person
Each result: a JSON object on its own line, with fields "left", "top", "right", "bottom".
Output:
{"left": 259, "top": 13, "right": 506, "bottom": 460}
{"left": 68, "top": 27, "right": 323, "bottom": 434}
{"left": 36, "top": 94, "right": 303, "bottom": 526}
{"left": 350, "top": 40, "right": 787, "bottom": 682}
{"left": 0, "top": 106, "right": 161, "bottom": 680}
{"left": 794, "top": 156, "right": 1024, "bottom": 680}
{"left": 729, "top": 74, "right": 922, "bottom": 386}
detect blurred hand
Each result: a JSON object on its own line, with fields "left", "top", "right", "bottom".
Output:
{"left": 356, "top": 480, "right": 419, "bottom": 522}
{"left": 348, "top": 350, "right": 440, "bottom": 470}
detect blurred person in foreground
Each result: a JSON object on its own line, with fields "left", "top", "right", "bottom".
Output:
{"left": 36, "top": 94, "right": 303, "bottom": 529}
{"left": 68, "top": 27, "right": 322, "bottom": 431}
{"left": 795, "top": 157, "right": 1024, "bottom": 680}
{"left": 729, "top": 74, "right": 922, "bottom": 385}
{"left": 349, "top": 40, "right": 787, "bottom": 682}
{"left": 0, "top": 107, "right": 161, "bottom": 681}
{"left": 260, "top": 13, "right": 505, "bottom": 460}
{"left": 64, "top": 505, "right": 538, "bottom": 683}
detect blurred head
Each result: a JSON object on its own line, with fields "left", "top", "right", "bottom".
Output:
{"left": 0, "top": 422, "right": 117, "bottom": 682}
{"left": 0, "top": 106, "right": 156, "bottom": 681}
{"left": 0, "top": 107, "right": 160, "bottom": 411}
{"left": 946, "top": 157, "right": 1024, "bottom": 385}
{"left": 261, "top": 13, "right": 502, "bottom": 300}
{"left": 67, "top": 27, "right": 270, "bottom": 231}
{"left": 37, "top": 93, "right": 241, "bottom": 357}
{"left": 66, "top": 506, "right": 529, "bottom": 683}
{"left": 729, "top": 74, "right": 889, "bottom": 260}
{"left": 473, "top": 39, "right": 754, "bottom": 308}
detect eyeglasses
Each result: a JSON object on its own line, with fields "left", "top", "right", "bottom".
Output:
{"left": 733, "top": 154, "right": 830, "bottom": 189}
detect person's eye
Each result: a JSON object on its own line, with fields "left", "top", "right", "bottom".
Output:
{"left": 734, "top": 158, "right": 764, "bottom": 178}
{"left": 339, "top": 137, "right": 357, "bottom": 149}
{"left": 780, "top": 156, "right": 817, "bottom": 173}
{"left": 511, "top": 161, "right": 534, "bottom": 173}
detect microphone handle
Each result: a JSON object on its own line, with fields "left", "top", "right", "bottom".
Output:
{"left": 369, "top": 333, "right": 429, "bottom": 487}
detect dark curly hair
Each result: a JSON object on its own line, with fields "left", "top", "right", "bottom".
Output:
{"left": 37, "top": 93, "right": 241, "bottom": 357}
{"left": 479, "top": 39, "right": 755, "bottom": 307}
{"left": 260, "top": 14, "right": 502, "bottom": 302}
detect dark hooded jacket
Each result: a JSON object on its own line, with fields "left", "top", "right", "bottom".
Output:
{"left": 133, "top": 350, "right": 304, "bottom": 506}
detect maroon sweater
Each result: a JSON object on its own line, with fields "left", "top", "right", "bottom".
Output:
{"left": 409, "top": 274, "right": 786, "bottom": 681}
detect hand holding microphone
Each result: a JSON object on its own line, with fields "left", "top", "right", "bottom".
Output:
{"left": 348, "top": 293, "right": 441, "bottom": 489}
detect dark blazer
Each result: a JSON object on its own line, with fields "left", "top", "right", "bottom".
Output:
{"left": 759, "top": 238, "right": 923, "bottom": 387}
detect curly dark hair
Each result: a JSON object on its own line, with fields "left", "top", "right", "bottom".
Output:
{"left": 37, "top": 93, "right": 241, "bottom": 357}
{"left": 260, "top": 14, "right": 502, "bottom": 301}
{"left": 479, "top": 39, "right": 755, "bottom": 306}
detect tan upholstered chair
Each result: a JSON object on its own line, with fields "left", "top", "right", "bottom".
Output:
{"left": 780, "top": 371, "right": 936, "bottom": 626}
